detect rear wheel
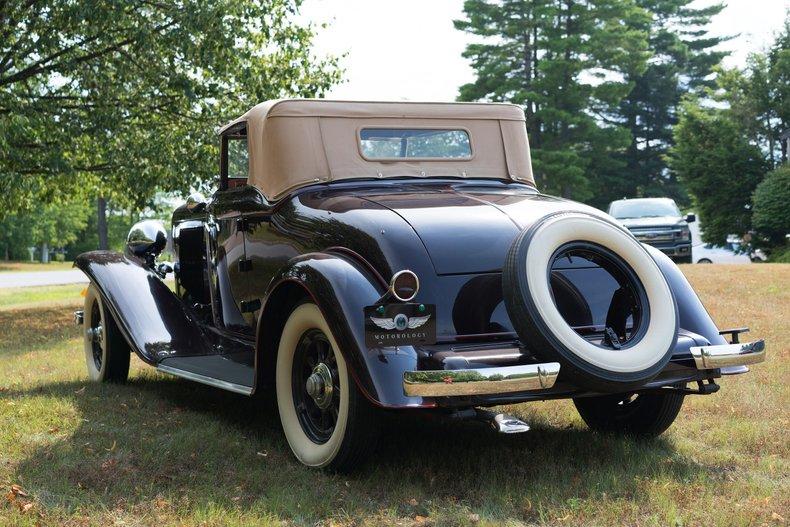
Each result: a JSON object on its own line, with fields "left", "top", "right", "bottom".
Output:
{"left": 276, "top": 302, "right": 377, "bottom": 471}
{"left": 574, "top": 391, "right": 685, "bottom": 437}
{"left": 83, "top": 284, "right": 130, "bottom": 383}
{"left": 697, "top": 258, "right": 712, "bottom": 264}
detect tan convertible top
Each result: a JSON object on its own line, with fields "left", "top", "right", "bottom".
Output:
{"left": 220, "top": 99, "right": 534, "bottom": 200}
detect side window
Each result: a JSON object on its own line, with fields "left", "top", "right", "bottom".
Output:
{"left": 227, "top": 137, "right": 248, "bottom": 187}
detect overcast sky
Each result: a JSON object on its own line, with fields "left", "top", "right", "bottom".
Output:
{"left": 299, "top": 0, "right": 789, "bottom": 101}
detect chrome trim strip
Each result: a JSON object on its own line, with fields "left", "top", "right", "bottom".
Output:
{"left": 689, "top": 340, "right": 765, "bottom": 369}
{"left": 403, "top": 362, "right": 560, "bottom": 397}
{"left": 156, "top": 364, "right": 253, "bottom": 395}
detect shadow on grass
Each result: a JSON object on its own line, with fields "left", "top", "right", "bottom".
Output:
{"left": 5, "top": 375, "right": 714, "bottom": 523}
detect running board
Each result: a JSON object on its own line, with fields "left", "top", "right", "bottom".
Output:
{"left": 157, "top": 364, "right": 253, "bottom": 395}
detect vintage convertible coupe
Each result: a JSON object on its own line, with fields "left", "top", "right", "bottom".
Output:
{"left": 75, "top": 100, "right": 766, "bottom": 471}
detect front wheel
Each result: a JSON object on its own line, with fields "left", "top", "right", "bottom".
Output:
{"left": 276, "top": 302, "right": 377, "bottom": 471}
{"left": 83, "top": 284, "right": 130, "bottom": 382}
{"left": 574, "top": 390, "right": 684, "bottom": 437}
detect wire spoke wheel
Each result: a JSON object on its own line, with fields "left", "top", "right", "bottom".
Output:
{"left": 82, "top": 284, "right": 130, "bottom": 383}
{"left": 291, "top": 329, "right": 340, "bottom": 444}
{"left": 276, "top": 302, "right": 378, "bottom": 470}
{"left": 89, "top": 299, "right": 104, "bottom": 370}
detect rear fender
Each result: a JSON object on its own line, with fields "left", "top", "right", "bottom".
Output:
{"left": 645, "top": 245, "right": 728, "bottom": 346}
{"left": 255, "top": 252, "right": 432, "bottom": 408}
{"left": 75, "top": 251, "right": 212, "bottom": 364}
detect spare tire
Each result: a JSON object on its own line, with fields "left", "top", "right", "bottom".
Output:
{"left": 503, "top": 212, "right": 678, "bottom": 392}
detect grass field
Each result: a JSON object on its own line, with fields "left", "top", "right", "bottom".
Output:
{"left": 0, "top": 284, "right": 85, "bottom": 310}
{"left": 0, "top": 265, "right": 787, "bottom": 526}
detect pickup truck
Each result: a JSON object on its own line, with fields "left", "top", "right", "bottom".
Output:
{"left": 608, "top": 198, "right": 695, "bottom": 264}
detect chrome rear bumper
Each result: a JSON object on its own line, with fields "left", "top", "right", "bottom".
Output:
{"left": 690, "top": 340, "right": 766, "bottom": 369}
{"left": 403, "top": 362, "right": 560, "bottom": 397}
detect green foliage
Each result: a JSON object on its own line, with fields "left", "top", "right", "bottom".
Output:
{"left": 767, "top": 243, "right": 790, "bottom": 263}
{"left": 612, "top": 0, "right": 729, "bottom": 208}
{"left": 716, "top": 17, "right": 790, "bottom": 167}
{"left": 752, "top": 166, "right": 790, "bottom": 246}
{"left": 31, "top": 200, "right": 90, "bottom": 249}
{"left": 0, "top": 213, "right": 33, "bottom": 260}
{"left": 0, "top": 194, "right": 175, "bottom": 260}
{"left": 670, "top": 16, "right": 788, "bottom": 246}
{"left": 455, "top": 0, "right": 651, "bottom": 202}
{"left": 669, "top": 102, "right": 767, "bottom": 244}
{"left": 0, "top": 200, "right": 90, "bottom": 259}
{"left": 0, "top": 0, "right": 340, "bottom": 216}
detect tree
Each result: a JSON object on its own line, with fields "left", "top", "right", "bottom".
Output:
{"left": 0, "top": 213, "right": 33, "bottom": 260}
{"left": 716, "top": 16, "right": 790, "bottom": 167}
{"left": 611, "top": 0, "right": 729, "bottom": 207}
{"left": 752, "top": 165, "right": 790, "bottom": 247}
{"left": 30, "top": 200, "right": 90, "bottom": 262}
{"left": 455, "top": 0, "right": 650, "bottom": 202}
{"left": 0, "top": 199, "right": 89, "bottom": 261}
{"left": 0, "top": 0, "right": 340, "bottom": 217}
{"left": 669, "top": 102, "right": 767, "bottom": 244}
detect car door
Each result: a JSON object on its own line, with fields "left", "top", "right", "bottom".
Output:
{"left": 206, "top": 124, "right": 257, "bottom": 337}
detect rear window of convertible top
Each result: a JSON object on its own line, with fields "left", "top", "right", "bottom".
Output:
{"left": 359, "top": 128, "right": 472, "bottom": 159}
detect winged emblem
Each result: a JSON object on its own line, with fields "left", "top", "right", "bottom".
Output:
{"left": 370, "top": 313, "right": 431, "bottom": 330}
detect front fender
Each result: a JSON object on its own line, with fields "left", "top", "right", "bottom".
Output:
{"left": 645, "top": 245, "right": 728, "bottom": 347}
{"left": 257, "top": 252, "right": 433, "bottom": 408}
{"left": 75, "top": 251, "right": 211, "bottom": 364}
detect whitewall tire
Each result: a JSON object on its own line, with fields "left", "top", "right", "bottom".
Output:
{"left": 83, "top": 284, "right": 130, "bottom": 383}
{"left": 276, "top": 302, "right": 377, "bottom": 471}
{"left": 503, "top": 212, "right": 678, "bottom": 392}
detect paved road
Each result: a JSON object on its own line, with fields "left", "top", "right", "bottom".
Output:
{"left": 0, "top": 269, "right": 89, "bottom": 288}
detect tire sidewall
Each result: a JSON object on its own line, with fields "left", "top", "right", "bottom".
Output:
{"left": 83, "top": 285, "right": 108, "bottom": 381}
{"left": 276, "top": 303, "right": 350, "bottom": 468}
{"left": 504, "top": 212, "right": 679, "bottom": 390}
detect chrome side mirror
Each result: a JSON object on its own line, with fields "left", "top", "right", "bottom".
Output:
{"left": 186, "top": 192, "right": 207, "bottom": 211}
{"left": 127, "top": 220, "right": 167, "bottom": 263}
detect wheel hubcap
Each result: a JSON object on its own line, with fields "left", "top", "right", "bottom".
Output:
{"left": 305, "top": 363, "right": 334, "bottom": 410}
{"left": 87, "top": 325, "right": 103, "bottom": 344}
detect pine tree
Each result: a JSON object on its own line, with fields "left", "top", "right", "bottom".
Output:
{"left": 455, "top": 0, "right": 650, "bottom": 202}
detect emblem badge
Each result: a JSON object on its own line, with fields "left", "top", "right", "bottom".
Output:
{"left": 369, "top": 313, "right": 431, "bottom": 330}
{"left": 364, "top": 303, "right": 436, "bottom": 347}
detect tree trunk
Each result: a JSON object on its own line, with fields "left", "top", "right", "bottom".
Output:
{"left": 41, "top": 242, "right": 49, "bottom": 263}
{"left": 97, "top": 196, "right": 109, "bottom": 250}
